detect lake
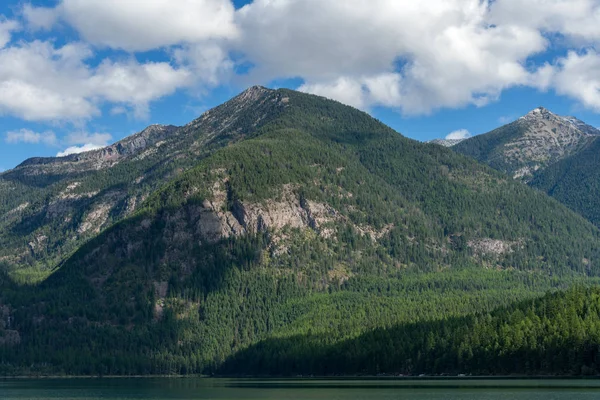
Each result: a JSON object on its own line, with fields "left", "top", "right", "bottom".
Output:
{"left": 1, "top": 378, "right": 600, "bottom": 399}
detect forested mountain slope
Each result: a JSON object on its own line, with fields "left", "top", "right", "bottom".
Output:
{"left": 450, "top": 107, "right": 600, "bottom": 228}
{"left": 529, "top": 137, "right": 600, "bottom": 228}
{"left": 222, "top": 286, "right": 600, "bottom": 376}
{"left": 0, "top": 86, "right": 287, "bottom": 281}
{"left": 1, "top": 88, "right": 600, "bottom": 375}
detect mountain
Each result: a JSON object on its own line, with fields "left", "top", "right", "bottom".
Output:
{"left": 452, "top": 107, "right": 600, "bottom": 181}
{"left": 428, "top": 138, "right": 466, "bottom": 147}
{"left": 451, "top": 107, "right": 600, "bottom": 227}
{"left": 1, "top": 88, "right": 600, "bottom": 376}
{"left": 529, "top": 138, "right": 600, "bottom": 227}
{"left": 0, "top": 86, "right": 285, "bottom": 282}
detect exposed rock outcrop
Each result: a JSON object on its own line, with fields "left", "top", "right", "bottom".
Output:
{"left": 468, "top": 238, "right": 523, "bottom": 256}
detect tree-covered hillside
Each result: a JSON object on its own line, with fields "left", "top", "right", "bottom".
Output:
{"left": 222, "top": 286, "right": 600, "bottom": 376}
{"left": 1, "top": 88, "right": 600, "bottom": 376}
{"left": 452, "top": 107, "right": 600, "bottom": 229}
{"left": 0, "top": 86, "right": 289, "bottom": 282}
{"left": 530, "top": 137, "right": 600, "bottom": 228}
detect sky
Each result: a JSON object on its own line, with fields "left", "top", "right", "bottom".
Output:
{"left": 1, "top": 0, "right": 600, "bottom": 171}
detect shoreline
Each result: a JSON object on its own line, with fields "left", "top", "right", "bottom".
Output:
{"left": 2, "top": 375, "right": 600, "bottom": 380}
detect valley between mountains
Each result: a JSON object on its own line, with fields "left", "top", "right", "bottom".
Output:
{"left": 2, "top": 87, "right": 600, "bottom": 376}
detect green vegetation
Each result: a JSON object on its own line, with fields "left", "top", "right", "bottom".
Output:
{"left": 222, "top": 286, "right": 600, "bottom": 376}
{"left": 0, "top": 87, "right": 287, "bottom": 276}
{"left": 1, "top": 88, "right": 600, "bottom": 376}
{"left": 452, "top": 112, "right": 600, "bottom": 230}
{"left": 452, "top": 121, "right": 528, "bottom": 174}
{"left": 531, "top": 137, "right": 600, "bottom": 228}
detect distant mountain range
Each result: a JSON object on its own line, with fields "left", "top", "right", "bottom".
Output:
{"left": 2, "top": 88, "right": 600, "bottom": 376}
{"left": 432, "top": 107, "right": 600, "bottom": 228}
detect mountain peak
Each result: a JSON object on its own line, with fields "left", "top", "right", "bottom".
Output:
{"left": 521, "top": 106, "right": 556, "bottom": 121}
{"left": 455, "top": 105, "right": 599, "bottom": 182}
{"left": 531, "top": 106, "right": 549, "bottom": 113}
{"left": 236, "top": 85, "right": 273, "bottom": 102}
{"left": 519, "top": 107, "right": 600, "bottom": 136}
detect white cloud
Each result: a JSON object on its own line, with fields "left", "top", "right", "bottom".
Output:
{"left": 173, "top": 41, "right": 234, "bottom": 88}
{"left": 88, "top": 60, "right": 192, "bottom": 118}
{"left": 56, "top": 0, "right": 237, "bottom": 51}
{"left": 490, "top": 0, "right": 600, "bottom": 44}
{"left": 0, "top": 80, "right": 98, "bottom": 121}
{"left": 7, "top": 0, "right": 600, "bottom": 124}
{"left": 298, "top": 73, "right": 403, "bottom": 111}
{"left": 5, "top": 129, "right": 57, "bottom": 145}
{"left": 236, "top": 0, "right": 547, "bottom": 114}
{"left": 0, "top": 19, "right": 19, "bottom": 49}
{"left": 0, "top": 40, "right": 191, "bottom": 121}
{"left": 446, "top": 129, "right": 471, "bottom": 140}
{"left": 299, "top": 78, "right": 367, "bottom": 110}
{"left": 57, "top": 143, "right": 103, "bottom": 157}
{"left": 22, "top": 4, "right": 59, "bottom": 31}
{"left": 547, "top": 50, "right": 600, "bottom": 112}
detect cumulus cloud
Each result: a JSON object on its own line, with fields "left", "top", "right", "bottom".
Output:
{"left": 0, "top": 40, "right": 191, "bottom": 121}
{"left": 57, "top": 143, "right": 104, "bottom": 157}
{"left": 7, "top": 0, "right": 600, "bottom": 124}
{"left": 5, "top": 129, "right": 57, "bottom": 145}
{"left": 22, "top": 4, "right": 59, "bottom": 31}
{"left": 490, "top": 0, "right": 600, "bottom": 44}
{"left": 56, "top": 131, "right": 112, "bottom": 157}
{"left": 299, "top": 74, "right": 403, "bottom": 111}
{"left": 547, "top": 50, "right": 600, "bottom": 112}
{"left": 28, "top": 0, "right": 237, "bottom": 51}
{"left": 173, "top": 41, "right": 234, "bottom": 88}
{"left": 498, "top": 115, "right": 516, "bottom": 124}
{"left": 446, "top": 129, "right": 472, "bottom": 140}
{"left": 88, "top": 60, "right": 192, "bottom": 118}
{"left": 0, "top": 19, "right": 19, "bottom": 49}
{"left": 235, "top": 0, "right": 548, "bottom": 114}
{"left": 299, "top": 78, "right": 368, "bottom": 110}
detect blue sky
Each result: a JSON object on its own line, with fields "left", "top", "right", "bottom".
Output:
{"left": 1, "top": 0, "right": 600, "bottom": 171}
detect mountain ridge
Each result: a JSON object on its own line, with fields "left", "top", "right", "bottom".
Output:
{"left": 0, "top": 85, "right": 288, "bottom": 279}
{"left": 448, "top": 106, "right": 600, "bottom": 227}
{"left": 452, "top": 106, "right": 600, "bottom": 181}
{"left": 1, "top": 88, "right": 600, "bottom": 376}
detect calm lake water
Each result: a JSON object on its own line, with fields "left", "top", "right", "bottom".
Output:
{"left": 1, "top": 378, "right": 600, "bottom": 399}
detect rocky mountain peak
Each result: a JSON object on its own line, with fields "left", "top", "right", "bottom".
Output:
{"left": 455, "top": 106, "right": 599, "bottom": 182}
{"left": 520, "top": 106, "right": 559, "bottom": 123}
{"left": 519, "top": 107, "right": 599, "bottom": 135}
{"left": 239, "top": 85, "right": 272, "bottom": 100}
